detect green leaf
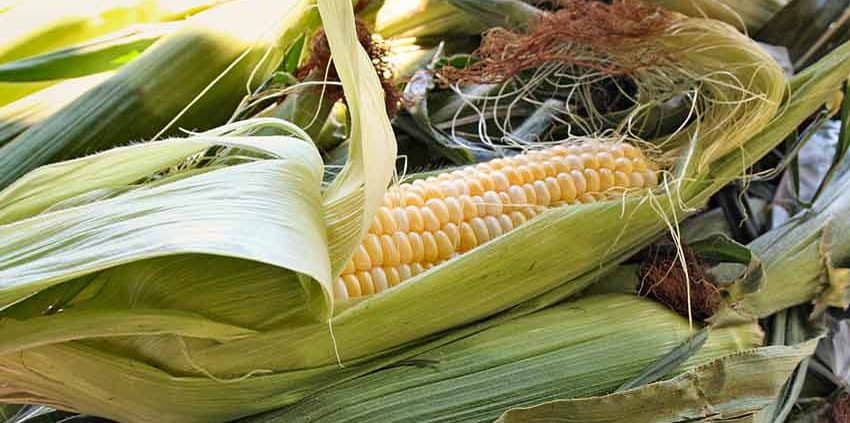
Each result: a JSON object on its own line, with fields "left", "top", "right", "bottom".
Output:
{"left": 0, "top": 22, "right": 178, "bottom": 82}
{"left": 282, "top": 32, "right": 305, "bottom": 74}
{"left": 0, "top": 73, "right": 111, "bottom": 148}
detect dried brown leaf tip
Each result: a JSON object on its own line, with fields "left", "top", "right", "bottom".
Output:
{"left": 638, "top": 243, "right": 720, "bottom": 321}
{"left": 298, "top": 20, "right": 399, "bottom": 117}
{"left": 440, "top": 0, "right": 674, "bottom": 85}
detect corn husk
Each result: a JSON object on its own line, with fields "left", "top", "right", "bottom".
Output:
{"left": 649, "top": 0, "right": 789, "bottom": 32}
{"left": 493, "top": 340, "right": 817, "bottom": 423}
{"left": 0, "top": 4, "right": 844, "bottom": 423}
{"left": 0, "top": 73, "right": 112, "bottom": 148}
{"left": 0, "top": 22, "right": 178, "bottom": 82}
{"left": 716, "top": 153, "right": 850, "bottom": 321}
{"left": 375, "top": 0, "right": 538, "bottom": 39}
{"left": 0, "top": 0, "right": 225, "bottom": 63}
{"left": 0, "top": 0, "right": 225, "bottom": 104}
{"left": 0, "top": 0, "right": 320, "bottom": 189}
{"left": 241, "top": 294, "right": 764, "bottom": 423}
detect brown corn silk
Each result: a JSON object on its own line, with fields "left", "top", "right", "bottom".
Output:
{"left": 638, "top": 243, "right": 721, "bottom": 321}
{"left": 440, "top": 0, "right": 674, "bottom": 83}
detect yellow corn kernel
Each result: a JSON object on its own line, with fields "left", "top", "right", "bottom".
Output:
{"left": 443, "top": 222, "right": 460, "bottom": 248}
{"left": 458, "top": 222, "right": 477, "bottom": 252}
{"left": 482, "top": 191, "right": 503, "bottom": 216}
{"left": 335, "top": 141, "right": 658, "bottom": 299}
{"left": 381, "top": 234, "right": 400, "bottom": 267}
{"left": 435, "top": 230, "right": 454, "bottom": 259}
{"left": 386, "top": 267, "right": 401, "bottom": 287}
{"left": 409, "top": 232, "right": 425, "bottom": 263}
{"left": 406, "top": 206, "right": 424, "bottom": 232}
{"left": 363, "top": 234, "right": 383, "bottom": 266}
{"left": 353, "top": 246, "right": 371, "bottom": 271}
{"left": 371, "top": 268, "right": 389, "bottom": 292}
{"left": 394, "top": 232, "right": 413, "bottom": 264}
{"left": 421, "top": 206, "right": 441, "bottom": 232}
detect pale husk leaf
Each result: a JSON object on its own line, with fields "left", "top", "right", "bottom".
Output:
{"left": 494, "top": 340, "right": 817, "bottom": 423}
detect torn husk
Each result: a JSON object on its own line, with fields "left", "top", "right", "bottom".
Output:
{"left": 493, "top": 339, "right": 817, "bottom": 423}
{"left": 715, "top": 165, "right": 850, "bottom": 322}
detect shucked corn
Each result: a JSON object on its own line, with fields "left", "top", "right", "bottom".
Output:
{"left": 335, "top": 141, "right": 659, "bottom": 300}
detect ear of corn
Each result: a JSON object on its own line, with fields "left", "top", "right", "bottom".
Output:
{"left": 240, "top": 294, "right": 765, "bottom": 423}
{"left": 0, "top": 0, "right": 322, "bottom": 189}
{"left": 1, "top": 3, "right": 849, "bottom": 422}
{"left": 335, "top": 140, "right": 659, "bottom": 300}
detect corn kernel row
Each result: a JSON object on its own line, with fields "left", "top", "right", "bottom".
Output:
{"left": 334, "top": 141, "right": 658, "bottom": 300}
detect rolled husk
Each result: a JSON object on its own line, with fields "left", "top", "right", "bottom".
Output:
{"left": 241, "top": 294, "right": 764, "bottom": 423}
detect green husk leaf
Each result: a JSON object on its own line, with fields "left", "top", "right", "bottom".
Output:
{"left": 495, "top": 340, "right": 817, "bottom": 423}
{"left": 0, "top": 0, "right": 321, "bottom": 189}
{"left": 0, "top": 0, "right": 225, "bottom": 105}
{"left": 0, "top": 0, "right": 223, "bottom": 63}
{"left": 0, "top": 22, "right": 178, "bottom": 82}
{"left": 649, "top": 0, "right": 789, "bottom": 32}
{"left": 0, "top": 72, "right": 111, "bottom": 148}
{"left": 716, "top": 161, "right": 850, "bottom": 321}
{"left": 374, "top": 0, "right": 538, "bottom": 39}
{"left": 690, "top": 234, "right": 763, "bottom": 296}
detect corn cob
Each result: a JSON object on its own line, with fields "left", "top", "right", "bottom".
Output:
{"left": 335, "top": 140, "right": 659, "bottom": 300}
